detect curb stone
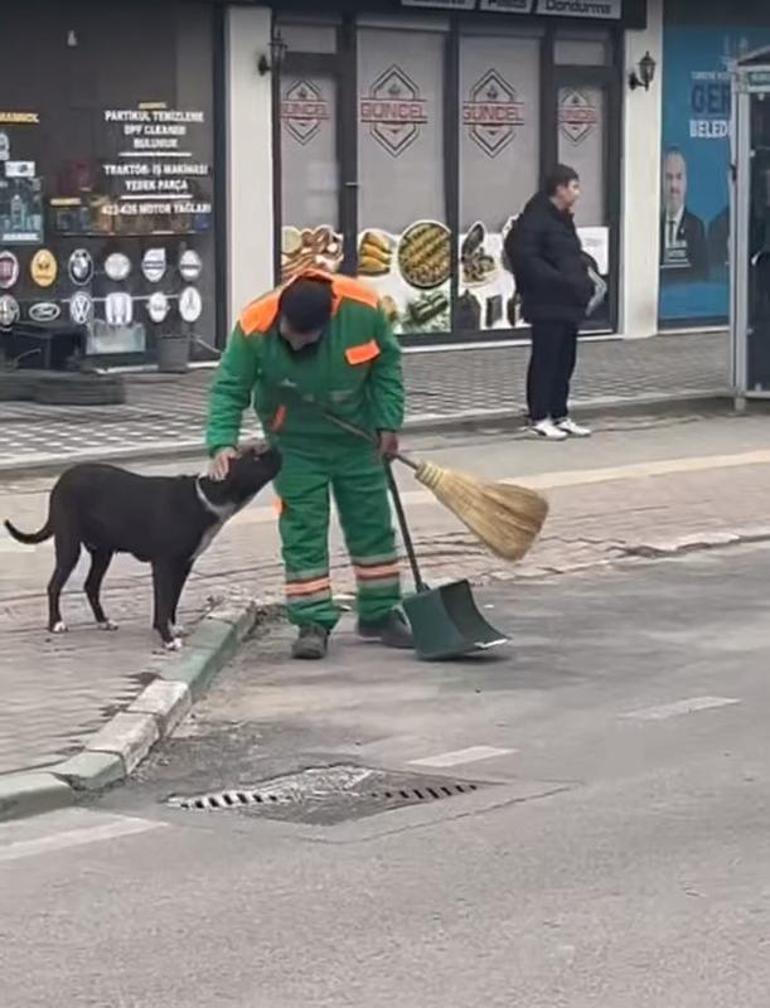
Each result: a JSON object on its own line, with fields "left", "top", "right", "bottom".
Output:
{"left": 7, "top": 599, "right": 268, "bottom": 823}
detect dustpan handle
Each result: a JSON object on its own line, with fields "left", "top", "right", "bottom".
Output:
{"left": 386, "top": 464, "right": 426, "bottom": 594}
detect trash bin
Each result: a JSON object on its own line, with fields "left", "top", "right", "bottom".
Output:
{"left": 9, "top": 321, "right": 87, "bottom": 370}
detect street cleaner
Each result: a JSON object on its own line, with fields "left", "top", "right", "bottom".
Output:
{"left": 206, "top": 268, "right": 413, "bottom": 660}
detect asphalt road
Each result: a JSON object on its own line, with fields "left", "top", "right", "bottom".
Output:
{"left": 3, "top": 543, "right": 770, "bottom": 1007}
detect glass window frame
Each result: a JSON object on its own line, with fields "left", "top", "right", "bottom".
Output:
{"left": 270, "top": 11, "right": 623, "bottom": 346}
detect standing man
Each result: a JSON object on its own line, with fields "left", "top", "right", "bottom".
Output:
{"left": 660, "top": 148, "right": 709, "bottom": 281}
{"left": 506, "top": 164, "right": 594, "bottom": 441}
{"left": 206, "top": 268, "right": 412, "bottom": 660}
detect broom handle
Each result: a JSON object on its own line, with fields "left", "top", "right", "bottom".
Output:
{"left": 318, "top": 409, "right": 420, "bottom": 471}
{"left": 385, "top": 464, "right": 426, "bottom": 594}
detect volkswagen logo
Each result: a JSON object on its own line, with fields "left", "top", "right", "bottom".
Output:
{"left": 69, "top": 291, "right": 93, "bottom": 325}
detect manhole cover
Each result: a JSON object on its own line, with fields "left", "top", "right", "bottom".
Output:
{"left": 166, "top": 764, "right": 489, "bottom": 825}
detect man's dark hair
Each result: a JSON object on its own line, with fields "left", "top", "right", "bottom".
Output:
{"left": 279, "top": 277, "right": 334, "bottom": 333}
{"left": 544, "top": 164, "right": 579, "bottom": 197}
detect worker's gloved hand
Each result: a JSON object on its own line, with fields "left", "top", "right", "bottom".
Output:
{"left": 378, "top": 431, "right": 399, "bottom": 460}
{"left": 208, "top": 446, "right": 238, "bottom": 482}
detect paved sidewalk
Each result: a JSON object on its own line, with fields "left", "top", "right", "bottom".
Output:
{"left": 0, "top": 331, "right": 729, "bottom": 471}
{"left": 2, "top": 412, "right": 770, "bottom": 781}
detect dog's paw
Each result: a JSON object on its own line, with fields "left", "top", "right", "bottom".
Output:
{"left": 98, "top": 620, "right": 119, "bottom": 632}
{"left": 163, "top": 638, "right": 183, "bottom": 653}
{"left": 50, "top": 621, "right": 68, "bottom": 635}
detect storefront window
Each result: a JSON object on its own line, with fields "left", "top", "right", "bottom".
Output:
{"left": 280, "top": 70, "right": 343, "bottom": 285}
{"left": 558, "top": 84, "right": 606, "bottom": 227}
{"left": 0, "top": 0, "right": 217, "bottom": 362}
{"left": 458, "top": 31, "right": 541, "bottom": 332}
{"left": 356, "top": 26, "right": 450, "bottom": 336}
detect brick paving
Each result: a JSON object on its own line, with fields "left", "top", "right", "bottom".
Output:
{"left": 0, "top": 331, "right": 728, "bottom": 471}
{"left": 2, "top": 440, "right": 770, "bottom": 777}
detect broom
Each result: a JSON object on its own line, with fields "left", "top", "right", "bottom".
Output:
{"left": 306, "top": 403, "right": 549, "bottom": 563}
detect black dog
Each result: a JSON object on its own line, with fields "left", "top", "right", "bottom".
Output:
{"left": 4, "top": 444, "right": 280, "bottom": 649}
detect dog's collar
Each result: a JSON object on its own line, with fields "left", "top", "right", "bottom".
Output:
{"left": 195, "top": 477, "right": 234, "bottom": 521}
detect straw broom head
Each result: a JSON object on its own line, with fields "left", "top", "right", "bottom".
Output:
{"left": 414, "top": 461, "right": 548, "bottom": 562}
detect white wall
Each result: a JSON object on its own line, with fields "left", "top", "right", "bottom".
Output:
{"left": 226, "top": 6, "right": 274, "bottom": 328}
{"left": 620, "top": 0, "right": 663, "bottom": 338}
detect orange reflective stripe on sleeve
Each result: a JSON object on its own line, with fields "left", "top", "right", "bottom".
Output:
{"left": 271, "top": 405, "right": 287, "bottom": 432}
{"left": 345, "top": 340, "right": 381, "bottom": 366}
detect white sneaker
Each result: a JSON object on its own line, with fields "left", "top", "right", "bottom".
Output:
{"left": 528, "top": 418, "right": 568, "bottom": 441}
{"left": 555, "top": 417, "right": 592, "bottom": 438}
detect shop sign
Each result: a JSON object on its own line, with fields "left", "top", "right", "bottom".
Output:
{"left": 0, "top": 250, "right": 19, "bottom": 289}
{"left": 401, "top": 0, "right": 475, "bottom": 7}
{"left": 101, "top": 107, "right": 212, "bottom": 223}
{"left": 534, "top": 0, "right": 621, "bottom": 16}
{"left": 68, "top": 248, "right": 94, "bottom": 286}
{"left": 360, "top": 66, "right": 428, "bottom": 158}
{"left": 69, "top": 291, "right": 93, "bottom": 325}
{"left": 29, "top": 301, "right": 61, "bottom": 323}
{"left": 0, "top": 294, "right": 20, "bottom": 329}
{"left": 281, "top": 80, "right": 330, "bottom": 146}
{"left": 30, "top": 248, "right": 57, "bottom": 287}
{"left": 463, "top": 70, "right": 525, "bottom": 158}
{"left": 558, "top": 89, "right": 599, "bottom": 145}
{"left": 478, "top": 0, "right": 534, "bottom": 11}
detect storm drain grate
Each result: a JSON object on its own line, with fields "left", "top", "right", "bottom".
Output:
{"left": 166, "top": 764, "right": 487, "bottom": 825}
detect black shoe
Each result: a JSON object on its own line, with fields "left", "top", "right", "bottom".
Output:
{"left": 292, "top": 623, "right": 329, "bottom": 660}
{"left": 357, "top": 609, "right": 414, "bottom": 650}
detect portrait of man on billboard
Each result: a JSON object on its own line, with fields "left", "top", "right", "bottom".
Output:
{"left": 660, "top": 147, "right": 709, "bottom": 282}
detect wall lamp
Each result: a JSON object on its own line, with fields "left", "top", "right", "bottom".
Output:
{"left": 258, "top": 30, "right": 287, "bottom": 76}
{"left": 629, "top": 51, "right": 656, "bottom": 91}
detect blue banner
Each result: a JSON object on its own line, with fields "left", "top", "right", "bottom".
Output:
{"left": 659, "top": 26, "right": 770, "bottom": 326}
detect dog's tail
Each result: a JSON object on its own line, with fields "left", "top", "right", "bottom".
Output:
{"left": 3, "top": 519, "right": 53, "bottom": 545}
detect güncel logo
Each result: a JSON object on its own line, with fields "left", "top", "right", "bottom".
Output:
{"left": 281, "top": 80, "right": 330, "bottom": 146}
{"left": 360, "top": 65, "right": 428, "bottom": 158}
{"left": 463, "top": 69, "right": 525, "bottom": 158}
{"left": 558, "top": 89, "right": 599, "bottom": 145}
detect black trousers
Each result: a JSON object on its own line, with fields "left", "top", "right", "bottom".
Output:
{"left": 526, "top": 320, "right": 578, "bottom": 423}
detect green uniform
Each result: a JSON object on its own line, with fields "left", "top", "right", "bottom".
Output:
{"left": 206, "top": 270, "right": 404, "bottom": 630}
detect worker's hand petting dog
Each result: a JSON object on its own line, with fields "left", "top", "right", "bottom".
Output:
{"left": 208, "top": 446, "right": 238, "bottom": 482}
{"left": 378, "top": 430, "right": 399, "bottom": 460}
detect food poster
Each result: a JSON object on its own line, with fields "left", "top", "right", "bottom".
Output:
{"left": 357, "top": 221, "right": 451, "bottom": 335}
{"left": 457, "top": 221, "right": 519, "bottom": 331}
{"left": 281, "top": 225, "right": 343, "bottom": 286}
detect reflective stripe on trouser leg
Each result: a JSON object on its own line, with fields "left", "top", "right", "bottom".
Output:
{"left": 274, "top": 446, "right": 340, "bottom": 631}
{"left": 332, "top": 446, "right": 401, "bottom": 624}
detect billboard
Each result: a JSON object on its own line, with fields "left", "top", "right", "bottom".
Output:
{"left": 659, "top": 26, "right": 770, "bottom": 326}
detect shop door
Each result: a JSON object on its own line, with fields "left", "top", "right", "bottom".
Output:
{"left": 745, "top": 91, "right": 770, "bottom": 390}
{"left": 276, "top": 51, "right": 356, "bottom": 286}
{"left": 550, "top": 66, "right": 619, "bottom": 332}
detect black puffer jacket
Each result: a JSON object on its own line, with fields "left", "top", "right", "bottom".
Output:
{"left": 505, "top": 193, "right": 593, "bottom": 325}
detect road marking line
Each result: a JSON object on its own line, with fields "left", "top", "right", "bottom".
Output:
{"left": 410, "top": 745, "right": 516, "bottom": 768}
{"left": 621, "top": 696, "right": 741, "bottom": 722}
{"left": 0, "top": 815, "right": 167, "bottom": 864}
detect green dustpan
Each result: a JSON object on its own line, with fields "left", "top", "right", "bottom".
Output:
{"left": 385, "top": 467, "right": 509, "bottom": 661}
